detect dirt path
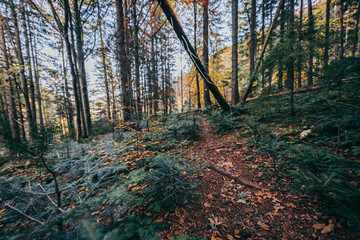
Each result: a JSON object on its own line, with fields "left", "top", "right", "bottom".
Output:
{"left": 167, "top": 120, "right": 354, "bottom": 239}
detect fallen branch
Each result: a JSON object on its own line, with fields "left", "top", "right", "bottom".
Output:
{"left": 5, "top": 203, "right": 45, "bottom": 225}
{"left": 201, "top": 159, "right": 269, "bottom": 191}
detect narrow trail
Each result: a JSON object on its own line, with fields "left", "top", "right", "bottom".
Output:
{"left": 168, "top": 119, "right": 352, "bottom": 239}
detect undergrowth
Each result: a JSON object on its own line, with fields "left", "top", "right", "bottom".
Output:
{"left": 236, "top": 78, "right": 360, "bottom": 229}
{"left": 0, "top": 115, "right": 200, "bottom": 239}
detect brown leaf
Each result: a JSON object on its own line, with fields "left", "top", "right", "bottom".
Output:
{"left": 312, "top": 223, "right": 326, "bottom": 230}
{"left": 321, "top": 223, "right": 335, "bottom": 234}
{"left": 226, "top": 234, "right": 234, "bottom": 240}
{"left": 258, "top": 221, "right": 270, "bottom": 230}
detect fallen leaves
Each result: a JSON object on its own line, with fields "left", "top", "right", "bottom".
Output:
{"left": 257, "top": 221, "right": 270, "bottom": 231}
{"left": 313, "top": 222, "right": 335, "bottom": 234}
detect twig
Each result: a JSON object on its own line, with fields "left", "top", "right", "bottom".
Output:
{"left": 201, "top": 158, "right": 270, "bottom": 191}
{"left": 5, "top": 203, "right": 45, "bottom": 225}
{"left": 38, "top": 184, "right": 65, "bottom": 212}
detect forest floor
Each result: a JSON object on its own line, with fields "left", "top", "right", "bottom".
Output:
{"left": 166, "top": 120, "right": 358, "bottom": 240}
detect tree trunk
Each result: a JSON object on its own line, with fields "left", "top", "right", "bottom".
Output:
{"left": 202, "top": 0, "right": 212, "bottom": 107}
{"left": 20, "top": 0, "right": 37, "bottom": 128}
{"left": 339, "top": 0, "right": 344, "bottom": 58}
{"left": 180, "top": 51, "right": 184, "bottom": 112}
{"left": 231, "top": 0, "right": 239, "bottom": 105}
{"left": 62, "top": 0, "right": 82, "bottom": 140}
{"left": 240, "top": 0, "right": 285, "bottom": 104}
{"left": 157, "top": 0, "right": 230, "bottom": 111}
{"left": 307, "top": 0, "right": 314, "bottom": 86}
{"left": 28, "top": 15, "right": 44, "bottom": 132}
{"left": 132, "top": 0, "right": 142, "bottom": 119}
{"left": 116, "top": 0, "right": 132, "bottom": 121}
{"left": 288, "top": 0, "right": 295, "bottom": 116}
{"left": 0, "top": 19, "right": 20, "bottom": 142}
{"left": 353, "top": 1, "right": 360, "bottom": 56}
{"left": 194, "top": 0, "right": 201, "bottom": 109}
{"left": 98, "top": 8, "right": 111, "bottom": 120}
{"left": 73, "top": 0, "right": 91, "bottom": 136}
{"left": 10, "top": 0, "right": 35, "bottom": 143}
{"left": 324, "top": 0, "right": 331, "bottom": 67}
{"left": 278, "top": 0, "right": 285, "bottom": 91}
{"left": 297, "top": 0, "right": 303, "bottom": 87}
{"left": 61, "top": 39, "right": 74, "bottom": 137}
{"left": 250, "top": 0, "right": 256, "bottom": 76}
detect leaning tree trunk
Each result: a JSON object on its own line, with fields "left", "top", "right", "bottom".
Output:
{"left": 240, "top": 0, "right": 285, "bottom": 104}
{"left": 156, "top": 0, "right": 230, "bottom": 111}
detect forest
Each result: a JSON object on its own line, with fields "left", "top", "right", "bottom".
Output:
{"left": 0, "top": 0, "right": 359, "bottom": 238}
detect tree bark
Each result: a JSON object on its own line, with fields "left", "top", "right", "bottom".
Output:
{"left": 231, "top": 0, "right": 239, "bottom": 105}
{"left": 324, "top": 0, "right": 331, "bottom": 67}
{"left": 194, "top": 0, "right": 201, "bottom": 109}
{"left": 339, "top": 0, "right": 344, "bottom": 58}
{"left": 278, "top": 0, "right": 285, "bottom": 91}
{"left": 298, "top": 0, "right": 303, "bottom": 87}
{"left": 62, "top": 0, "right": 82, "bottom": 139}
{"left": 116, "top": 0, "right": 132, "bottom": 121}
{"left": 288, "top": 0, "right": 295, "bottom": 116}
{"left": 307, "top": 0, "right": 314, "bottom": 86}
{"left": 202, "top": 0, "right": 212, "bottom": 107}
{"left": 73, "top": 0, "right": 91, "bottom": 136}
{"left": 353, "top": 1, "right": 360, "bottom": 56}
{"left": 156, "top": 0, "right": 230, "bottom": 111}
{"left": 132, "top": 0, "right": 142, "bottom": 119}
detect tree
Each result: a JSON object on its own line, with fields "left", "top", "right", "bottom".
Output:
{"left": 0, "top": 18, "right": 21, "bottom": 142}
{"left": 298, "top": 0, "right": 304, "bottom": 87}
{"left": 156, "top": 0, "right": 230, "bottom": 111}
{"left": 10, "top": 0, "right": 36, "bottom": 143}
{"left": 116, "top": 0, "right": 132, "bottom": 121}
{"left": 324, "top": 0, "right": 331, "bottom": 67}
{"left": 231, "top": 0, "right": 239, "bottom": 105}
{"left": 307, "top": 0, "right": 314, "bottom": 86}
{"left": 73, "top": 0, "right": 92, "bottom": 136}
{"left": 203, "top": 0, "right": 212, "bottom": 107}
{"left": 98, "top": 6, "right": 111, "bottom": 120}
{"left": 194, "top": 0, "right": 201, "bottom": 109}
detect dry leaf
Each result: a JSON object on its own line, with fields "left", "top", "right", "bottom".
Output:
{"left": 226, "top": 234, "right": 234, "bottom": 240}
{"left": 258, "top": 221, "right": 270, "bottom": 230}
{"left": 204, "top": 202, "right": 211, "bottom": 208}
{"left": 154, "top": 218, "right": 163, "bottom": 223}
{"left": 312, "top": 223, "right": 326, "bottom": 230}
{"left": 321, "top": 223, "right": 335, "bottom": 234}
